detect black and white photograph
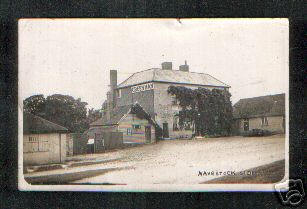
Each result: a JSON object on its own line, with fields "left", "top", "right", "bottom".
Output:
{"left": 18, "top": 18, "right": 289, "bottom": 191}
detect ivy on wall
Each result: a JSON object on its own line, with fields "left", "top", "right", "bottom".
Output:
{"left": 167, "top": 86, "right": 233, "bottom": 136}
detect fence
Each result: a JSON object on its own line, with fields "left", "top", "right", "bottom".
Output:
{"left": 70, "top": 131, "right": 124, "bottom": 155}
{"left": 94, "top": 132, "right": 123, "bottom": 153}
{"left": 66, "top": 133, "right": 73, "bottom": 156}
{"left": 70, "top": 133, "right": 88, "bottom": 155}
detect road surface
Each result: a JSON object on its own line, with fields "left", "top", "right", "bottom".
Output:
{"left": 67, "top": 134, "right": 286, "bottom": 184}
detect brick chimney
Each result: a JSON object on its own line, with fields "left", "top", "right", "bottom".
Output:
{"left": 179, "top": 60, "right": 189, "bottom": 72}
{"left": 104, "top": 70, "right": 117, "bottom": 122}
{"left": 161, "top": 62, "right": 172, "bottom": 70}
{"left": 110, "top": 70, "right": 117, "bottom": 108}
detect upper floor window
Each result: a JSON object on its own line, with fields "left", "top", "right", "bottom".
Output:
{"left": 171, "top": 95, "right": 179, "bottom": 105}
{"left": 132, "top": 124, "right": 141, "bottom": 130}
{"left": 117, "top": 89, "right": 121, "bottom": 98}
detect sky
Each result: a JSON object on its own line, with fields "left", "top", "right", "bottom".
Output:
{"left": 19, "top": 19, "right": 288, "bottom": 109}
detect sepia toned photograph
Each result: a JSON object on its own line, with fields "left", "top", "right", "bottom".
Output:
{"left": 18, "top": 18, "right": 289, "bottom": 191}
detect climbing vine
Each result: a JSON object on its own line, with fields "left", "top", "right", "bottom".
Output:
{"left": 167, "top": 86, "right": 233, "bottom": 136}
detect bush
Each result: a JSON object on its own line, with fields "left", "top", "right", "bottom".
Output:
{"left": 243, "top": 129, "right": 272, "bottom": 137}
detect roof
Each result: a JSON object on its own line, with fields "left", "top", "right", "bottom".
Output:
{"left": 233, "top": 93, "right": 285, "bottom": 119}
{"left": 86, "top": 127, "right": 106, "bottom": 139}
{"left": 117, "top": 68, "right": 230, "bottom": 89}
{"left": 23, "top": 112, "right": 69, "bottom": 134}
{"left": 90, "top": 103, "right": 159, "bottom": 128}
{"left": 90, "top": 105, "right": 131, "bottom": 126}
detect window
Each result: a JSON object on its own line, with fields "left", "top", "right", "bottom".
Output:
{"left": 261, "top": 117, "right": 268, "bottom": 126}
{"left": 117, "top": 89, "right": 121, "bottom": 98}
{"left": 29, "top": 136, "right": 38, "bottom": 142}
{"left": 24, "top": 136, "right": 49, "bottom": 152}
{"left": 171, "top": 96, "right": 178, "bottom": 105}
{"left": 132, "top": 124, "right": 141, "bottom": 129}
{"left": 173, "top": 116, "right": 179, "bottom": 131}
{"left": 184, "top": 120, "right": 192, "bottom": 130}
{"left": 127, "top": 128, "right": 132, "bottom": 135}
{"left": 39, "top": 139, "right": 49, "bottom": 152}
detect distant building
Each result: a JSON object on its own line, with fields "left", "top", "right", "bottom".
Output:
{"left": 23, "top": 112, "right": 69, "bottom": 165}
{"left": 233, "top": 93, "right": 285, "bottom": 134}
{"left": 96, "top": 61, "right": 230, "bottom": 141}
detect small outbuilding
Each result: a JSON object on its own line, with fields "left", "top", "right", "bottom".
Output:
{"left": 233, "top": 93, "right": 285, "bottom": 135}
{"left": 90, "top": 103, "right": 161, "bottom": 144}
{"left": 23, "top": 112, "right": 69, "bottom": 165}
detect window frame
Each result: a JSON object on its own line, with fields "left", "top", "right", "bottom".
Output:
{"left": 243, "top": 118, "right": 249, "bottom": 131}
{"left": 261, "top": 116, "right": 268, "bottom": 126}
{"left": 127, "top": 128, "right": 132, "bottom": 135}
{"left": 132, "top": 124, "right": 141, "bottom": 130}
{"left": 24, "top": 136, "right": 49, "bottom": 153}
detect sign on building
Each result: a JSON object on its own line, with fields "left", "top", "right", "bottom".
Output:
{"left": 131, "top": 82, "right": 154, "bottom": 94}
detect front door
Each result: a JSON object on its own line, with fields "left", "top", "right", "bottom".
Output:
{"left": 145, "top": 126, "right": 151, "bottom": 143}
{"left": 243, "top": 119, "right": 249, "bottom": 131}
{"left": 162, "top": 123, "right": 169, "bottom": 138}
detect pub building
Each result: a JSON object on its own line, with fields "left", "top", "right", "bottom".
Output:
{"left": 90, "top": 61, "right": 230, "bottom": 143}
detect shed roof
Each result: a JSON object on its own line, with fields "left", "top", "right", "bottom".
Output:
{"left": 117, "top": 68, "right": 230, "bottom": 89}
{"left": 233, "top": 93, "right": 285, "bottom": 119}
{"left": 23, "top": 112, "right": 69, "bottom": 134}
{"left": 90, "top": 105, "right": 131, "bottom": 126}
{"left": 90, "top": 103, "right": 158, "bottom": 127}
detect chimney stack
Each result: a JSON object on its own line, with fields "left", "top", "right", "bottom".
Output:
{"left": 179, "top": 60, "right": 189, "bottom": 72}
{"left": 161, "top": 62, "right": 172, "bottom": 70}
{"left": 110, "top": 70, "right": 117, "bottom": 108}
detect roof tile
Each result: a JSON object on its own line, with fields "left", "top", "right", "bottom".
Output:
{"left": 23, "top": 112, "right": 69, "bottom": 134}
{"left": 117, "top": 68, "right": 230, "bottom": 88}
{"left": 233, "top": 93, "right": 285, "bottom": 119}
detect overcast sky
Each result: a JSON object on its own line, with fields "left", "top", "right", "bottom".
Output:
{"left": 19, "top": 19, "right": 288, "bottom": 109}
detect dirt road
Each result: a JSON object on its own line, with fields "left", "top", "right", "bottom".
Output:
{"left": 68, "top": 134, "right": 285, "bottom": 184}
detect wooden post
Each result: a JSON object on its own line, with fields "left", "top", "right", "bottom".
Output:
{"left": 94, "top": 133, "right": 96, "bottom": 153}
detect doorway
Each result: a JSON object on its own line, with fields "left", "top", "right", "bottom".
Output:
{"left": 162, "top": 123, "right": 169, "bottom": 138}
{"left": 145, "top": 126, "right": 151, "bottom": 143}
{"left": 243, "top": 119, "right": 249, "bottom": 131}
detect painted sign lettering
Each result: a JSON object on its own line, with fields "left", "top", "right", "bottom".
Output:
{"left": 131, "top": 83, "right": 154, "bottom": 94}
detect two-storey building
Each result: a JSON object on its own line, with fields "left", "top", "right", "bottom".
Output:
{"left": 93, "top": 61, "right": 230, "bottom": 142}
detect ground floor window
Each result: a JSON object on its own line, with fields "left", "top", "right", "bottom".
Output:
{"left": 127, "top": 128, "right": 132, "bottom": 135}
{"left": 173, "top": 116, "right": 179, "bottom": 131}
{"left": 261, "top": 117, "right": 268, "bottom": 126}
{"left": 24, "top": 136, "right": 49, "bottom": 152}
{"left": 173, "top": 115, "right": 193, "bottom": 131}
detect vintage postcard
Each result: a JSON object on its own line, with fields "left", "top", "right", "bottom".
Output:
{"left": 18, "top": 18, "right": 289, "bottom": 191}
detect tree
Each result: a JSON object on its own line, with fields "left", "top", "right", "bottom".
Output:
{"left": 23, "top": 94, "right": 46, "bottom": 116}
{"left": 23, "top": 94, "right": 89, "bottom": 133}
{"left": 87, "top": 108, "right": 102, "bottom": 124}
{"left": 167, "top": 86, "right": 233, "bottom": 136}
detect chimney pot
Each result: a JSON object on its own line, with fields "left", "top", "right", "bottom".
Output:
{"left": 161, "top": 62, "right": 172, "bottom": 70}
{"left": 179, "top": 61, "right": 189, "bottom": 72}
